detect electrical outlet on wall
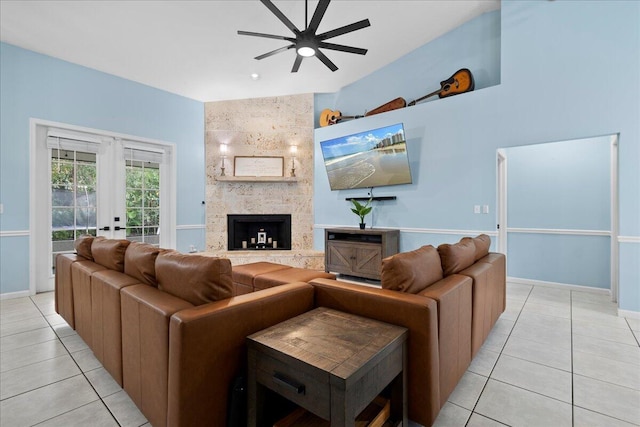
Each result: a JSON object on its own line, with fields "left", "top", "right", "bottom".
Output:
{"left": 483, "top": 205, "right": 489, "bottom": 214}
{"left": 474, "top": 205, "right": 481, "bottom": 214}
{"left": 0, "top": 203, "right": 3, "bottom": 214}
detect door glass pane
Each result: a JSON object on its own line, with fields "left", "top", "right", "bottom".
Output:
{"left": 126, "top": 160, "right": 160, "bottom": 245}
{"left": 51, "top": 149, "right": 97, "bottom": 273}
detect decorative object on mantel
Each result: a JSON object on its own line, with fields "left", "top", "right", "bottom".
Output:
{"left": 237, "top": 0, "right": 371, "bottom": 73}
{"left": 234, "top": 156, "right": 284, "bottom": 177}
{"left": 219, "top": 143, "right": 228, "bottom": 176}
{"left": 350, "top": 197, "right": 372, "bottom": 229}
{"left": 290, "top": 145, "right": 297, "bottom": 177}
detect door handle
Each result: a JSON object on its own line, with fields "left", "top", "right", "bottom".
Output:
{"left": 99, "top": 226, "right": 110, "bottom": 231}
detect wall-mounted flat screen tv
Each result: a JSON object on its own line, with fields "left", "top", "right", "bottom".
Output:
{"left": 319, "top": 123, "right": 412, "bottom": 191}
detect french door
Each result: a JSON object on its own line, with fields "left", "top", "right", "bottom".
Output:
{"left": 32, "top": 120, "right": 175, "bottom": 293}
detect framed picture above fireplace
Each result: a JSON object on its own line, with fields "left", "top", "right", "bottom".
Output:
{"left": 234, "top": 156, "right": 284, "bottom": 177}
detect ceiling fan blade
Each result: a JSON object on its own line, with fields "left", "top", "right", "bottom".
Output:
{"left": 318, "top": 42, "right": 367, "bottom": 55}
{"left": 256, "top": 45, "right": 295, "bottom": 60}
{"left": 260, "top": 0, "right": 301, "bottom": 36}
{"left": 308, "top": 0, "right": 331, "bottom": 33}
{"left": 291, "top": 55, "right": 304, "bottom": 73}
{"left": 315, "top": 50, "right": 338, "bottom": 72}
{"left": 318, "top": 19, "right": 371, "bottom": 41}
{"left": 237, "top": 30, "right": 295, "bottom": 42}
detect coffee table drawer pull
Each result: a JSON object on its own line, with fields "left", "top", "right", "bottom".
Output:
{"left": 273, "top": 372, "right": 306, "bottom": 395}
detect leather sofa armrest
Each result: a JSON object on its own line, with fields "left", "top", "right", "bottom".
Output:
{"left": 418, "top": 274, "right": 473, "bottom": 404}
{"left": 309, "top": 278, "right": 441, "bottom": 427}
{"left": 167, "top": 282, "right": 315, "bottom": 427}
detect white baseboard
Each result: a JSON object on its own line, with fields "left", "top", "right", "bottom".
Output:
{"left": 507, "top": 276, "right": 611, "bottom": 295}
{"left": 618, "top": 309, "right": 640, "bottom": 319}
{"left": 0, "top": 290, "right": 33, "bottom": 300}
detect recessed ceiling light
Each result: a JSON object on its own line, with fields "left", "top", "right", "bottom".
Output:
{"left": 250, "top": 73, "right": 260, "bottom": 81}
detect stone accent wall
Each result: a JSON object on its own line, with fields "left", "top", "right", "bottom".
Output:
{"left": 205, "top": 94, "right": 322, "bottom": 268}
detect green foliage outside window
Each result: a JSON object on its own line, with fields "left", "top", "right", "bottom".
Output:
{"left": 126, "top": 162, "right": 160, "bottom": 243}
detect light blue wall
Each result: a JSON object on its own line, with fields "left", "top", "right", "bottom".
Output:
{"left": 314, "top": 1, "right": 640, "bottom": 311}
{"left": 504, "top": 136, "right": 611, "bottom": 289}
{"left": 506, "top": 137, "right": 611, "bottom": 230}
{"left": 0, "top": 42, "right": 205, "bottom": 294}
{"left": 314, "top": 10, "right": 501, "bottom": 129}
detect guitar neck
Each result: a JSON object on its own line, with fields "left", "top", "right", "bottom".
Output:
{"left": 408, "top": 88, "right": 441, "bottom": 107}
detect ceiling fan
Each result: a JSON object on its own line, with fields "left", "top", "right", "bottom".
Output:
{"left": 238, "top": 0, "right": 371, "bottom": 73}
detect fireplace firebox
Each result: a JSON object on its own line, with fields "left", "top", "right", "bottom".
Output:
{"left": 227, "top": 214, "right": 291, "bottom": 251}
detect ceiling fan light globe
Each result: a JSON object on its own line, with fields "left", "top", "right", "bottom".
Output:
{"left": 297, "top": 45, "right": 316, "bottom": 57}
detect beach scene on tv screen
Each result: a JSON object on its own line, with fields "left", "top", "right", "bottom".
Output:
{"left": 320, "top": 123, "right": 412, "bottom": 190}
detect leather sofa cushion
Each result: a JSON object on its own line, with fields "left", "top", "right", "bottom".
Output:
{"left": 462, "top": 234, "right": 491, "bottom": 261}
{"left": 125, "top": 242, "right": 163, "bottom": 287}
{"left": 156, "top": 252, "right": 232, "bottom": 305}
{"left": 381, "top": 245, "right": 444, "bottom": 294}
{"left": 74, "top": 235, "right": 96, "bottom": 260}
{"left": 92, "top": 238, "right": 131, "bottom": 272}
{"left": 438, "top": 238, "right": 476, "bottom": 276}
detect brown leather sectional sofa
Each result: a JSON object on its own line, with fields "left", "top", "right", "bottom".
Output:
{"left": 55, "top": 233, "right": 504, "bottom": 427}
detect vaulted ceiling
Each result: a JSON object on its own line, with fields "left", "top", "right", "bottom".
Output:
{"left": 0, "top": 1, "right": 499, "bottom": 102}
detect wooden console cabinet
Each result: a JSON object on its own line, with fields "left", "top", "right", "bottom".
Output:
{"left": 324, "top": 227, "right": 399, "bottom": 281}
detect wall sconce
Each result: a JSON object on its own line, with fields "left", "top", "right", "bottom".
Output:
{"left": 220, "top": 143, "right": 228, "bottom": 176}
{"left": 290, "top": 145, "right": 297, "bottom": 177}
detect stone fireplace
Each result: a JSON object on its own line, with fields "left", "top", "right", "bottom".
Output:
{"left": 204, "top": 93, "right": 324, "bottom": 270}
{"left": 227, "top": 214, "right": 291, "bottom": 251}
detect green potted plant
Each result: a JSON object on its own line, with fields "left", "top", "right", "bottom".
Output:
{"left": 350, "top": 198, "right": 373, "bottom": 229}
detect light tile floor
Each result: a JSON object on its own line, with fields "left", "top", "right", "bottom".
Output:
{"left": 430, "top": 283, "right": 640, "bottom": 427}
{"left": 0, "top": 283, "right": 638, "bottom": 426}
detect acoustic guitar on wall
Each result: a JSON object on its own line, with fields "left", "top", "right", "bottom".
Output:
{"left": 319, "top": 109, "right": 363, "bottom": 127}
{"left": 408, "top": 68, "right": 475, "bottom": 106}
{"left": 319, "top": 97, "right": 406, "bottom": 127}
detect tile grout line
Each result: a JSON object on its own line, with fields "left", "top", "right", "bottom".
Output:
{"left": 464, "top": 284, "right": 534, "bottom": 427}
{"left": 570, "top": 290, "right": 574, "bottom": 427}
{"left": 625, "top": 318, "right": 640, "bottom": 347}
{"left": 28, "top": 294, "right": 124, "bottom": 427}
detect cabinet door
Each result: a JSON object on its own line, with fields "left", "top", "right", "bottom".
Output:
{"left": 353, "top": 243, "right": 383, "bottom": 279}
{"left": 326, "top": 241, "right": 356, "bottom": 275}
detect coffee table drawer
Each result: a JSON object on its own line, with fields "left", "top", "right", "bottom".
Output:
{"left": 255, "top": 351, "right": 330, "bottom": 420}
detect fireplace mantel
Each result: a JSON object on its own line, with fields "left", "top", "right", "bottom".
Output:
{"left": 215, "top": 176, "right": 298, "bottom": 183}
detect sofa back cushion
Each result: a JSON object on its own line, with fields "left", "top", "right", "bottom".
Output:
{"left": 468, "top": 234, "right": 491, "bottom": 261}
{"left": 91, "top": 238, "right": 130, "bottom": 272}
{"left": 74, "top": 235, "right": 96, "bottom": 260}
{"left": 438, "top": 239, "right": 476, "bottom": 276}
{"left": 156, "top": 252, "right": 232, "bottom": 306}
{"left": 381, "top": 245, "right": 444, "bottom": 294}
{"left": 124, "top": 242, "right": 163, "bottom": 287}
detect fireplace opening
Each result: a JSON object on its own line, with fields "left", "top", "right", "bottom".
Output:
{"left": 227, "top": 214, "right": 291, "bottom": 251}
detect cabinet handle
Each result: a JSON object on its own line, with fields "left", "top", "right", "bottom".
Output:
{"left": 273, "top": 372, "right": 305, "bottom": 395}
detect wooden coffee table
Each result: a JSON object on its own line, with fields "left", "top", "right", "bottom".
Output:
{"left": 247, "top": 307, "right": 408, "bottom": 426}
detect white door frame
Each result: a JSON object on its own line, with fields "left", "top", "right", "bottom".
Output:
{"left": 497, "top": 149, "right": 507, "bottom": 254}
{"left": 29, "top": 118, "right": 176, "bottom": 294}
{"left": 610, "top": 134, "right": 619, "bottom": 303}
